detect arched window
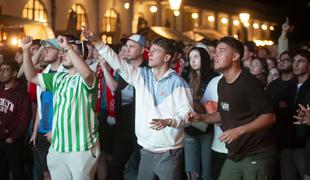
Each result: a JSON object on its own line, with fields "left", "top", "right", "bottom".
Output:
{"left": 22, "top": 0, "right": 48, "bottom": 23}
{"left": 70, "top": 4, "right": 88, "bottom": 30}
{"left": 103, "top": 8, "right": 118, "bottom": 32}
{"left": 101, "top": 8, "right": 119, "bottom": 44}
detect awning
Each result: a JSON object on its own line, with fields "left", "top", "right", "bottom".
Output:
{"left": 183, "top": 27, "right": 224, "bottom": 41}
{"left": 139, "top": 26, "right": 191, "bottom": 42}
{"left": 0, "top": 14, "right": 42, "bottom": 26}
{"left": 0, "top": 14, "right": 54, "bottom": 40}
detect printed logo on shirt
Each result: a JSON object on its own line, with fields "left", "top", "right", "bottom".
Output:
{"left": 0, "top": 98, "right": 15, "bottom": 113}
{"left": 220, "top": 102, "right": 229, "bottom": 111}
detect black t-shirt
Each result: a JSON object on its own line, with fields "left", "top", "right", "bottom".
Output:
{"left": 266, "top": 78, "right": 306, "bottom": 148}
{"left": 218, "top": 70, "right": 274, "bottom": 160}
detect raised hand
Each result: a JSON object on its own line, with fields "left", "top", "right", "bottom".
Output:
{"left": 57, "top": 35, "right": 69, "bottom": 49}
{"left": 21, "top": 36, "right": 33, "bottom": 50}
{"left": 294, "top": 104, "right": 310, "bottom": 126}
{"left": 282, "top": 17, "right": 294, "bottom": 33}
{"left": 82, "top": 27, "right": 99, "bottom": 43}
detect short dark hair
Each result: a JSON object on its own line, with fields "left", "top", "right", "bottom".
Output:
{"left": 243, "top": 41, "right": 256, "bottom": 53}
{"left": 279, "top": 50, "right": 290, "bottom": 58}
{"left": 218, "top": 37, "right": 244, "bottom": 60}
{"left": 199, "top": 39, "right": 216, "bottom": 47}
{"left": 291, "top": 49, "right": 310, "bottom": 62}
{"left": 1, "top": 59, "right": 20, "bottom": 73}
{"left": 32, "top": 39, "right": 42, "bottom": 47}
{"left": 152, "top": 38, "right": 175, "bottom": 57}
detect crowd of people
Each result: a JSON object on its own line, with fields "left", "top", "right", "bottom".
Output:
{"left": 0, "top": 17, "right": 310, "bottom": 180}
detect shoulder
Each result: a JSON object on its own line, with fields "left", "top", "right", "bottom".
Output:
{"left": 168, "top": 72, "right": 190, "bottom": 88}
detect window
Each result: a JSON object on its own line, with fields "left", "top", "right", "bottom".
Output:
{"left": 70, "top": 4, "right": 88, "bottom": 30}
{"left": 22, "top": 0, "right": 48, "bottom": 23}
{"left": 101, "top": 8, "right": 119, "bottom": 44}
{"left": 102, "top": 8, "right": 118, "bottom": 33}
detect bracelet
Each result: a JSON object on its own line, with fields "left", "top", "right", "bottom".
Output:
{"left": 64, "top": 44, "right": 73, "bottom": 53}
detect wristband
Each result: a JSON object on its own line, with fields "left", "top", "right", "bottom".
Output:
{"left": 64, "top": 44, "right": 73, "bottom": 53}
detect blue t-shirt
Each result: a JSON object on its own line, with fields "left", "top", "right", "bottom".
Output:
{"left": 38, "top": 90, "right": 53, "bottom": 133}
{"left": 38, "top": 69, "right": 56, "bottom": 133}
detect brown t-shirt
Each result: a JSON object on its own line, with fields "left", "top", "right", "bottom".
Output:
{"left": 218, "top": 70, "right": 274, "bottom": 160}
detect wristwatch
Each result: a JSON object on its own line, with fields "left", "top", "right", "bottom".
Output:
{"left": 167, "top": 119, "right": 173, "bottom": 127}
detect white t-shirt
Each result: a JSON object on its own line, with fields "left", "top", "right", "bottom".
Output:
{"left": 201, "top": 74, "right": 228, "bottom": 154}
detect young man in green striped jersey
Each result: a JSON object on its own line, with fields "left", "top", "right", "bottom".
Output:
{"left": 21, "top": 35, "right": 100, "bottom": 180}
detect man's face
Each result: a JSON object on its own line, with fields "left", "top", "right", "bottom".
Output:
{"left": 148, "top": 44, "right": 168, "bottom": 68}
{"left": 293, "top": 55, "right": 310, "bottom": 76}
{"left": 214, "top": 42, "right": 235, "bottom": 72}
{"left": 243, "top": 45, "right": 252, "bottom": 61}
{"left": 43, "top": 47, "right": 59, "bottom": 63}
{"left": 207, "top": 45, "right": 216, "bottom": 61}
{"left": 277, "top": 53, "right": 292, "bottom": 72}
{"left": 126, "top": 40, "right": 143, "bottom": 61}
{"left": 119, "top": 45, "right": 128, "bottom": 59}
{"left": 0, "top": 64, "right": 16, "bottom": 84}
{"left": 61, "top": 44, "right": 83, "bottom": 69}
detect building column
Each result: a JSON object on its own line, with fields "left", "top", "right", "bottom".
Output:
{"left": 156, "top": 0, "right": 162, "bottom": 26}
{"left": 128, "top": 0, "right": 134, "bottom": 33}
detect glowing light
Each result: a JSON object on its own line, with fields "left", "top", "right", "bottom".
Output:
{"left": 244, "top": 22, "right": 250, "bottom": 27}
{"left": 269, "top": 26, "right": 274, "bottom": 31}
{"left": 208, "top": 16, "right": 215, "bottom": 22}
{"left": 191, "top": 13, "right": 199, "bottom": 19}
{"left": 169, "top": 0, "right": 182, "bottom": 11}
{"left": 124, "top": 2, "right": 130, "bottom": 9}
{"left": 253, "top": 23, "right": 259, "bottom": 29}
{"left": 233, "top": 19, "right": 240, "bottom": 26}
{"left": 254, "top": 40, "right": 274, "bottom": 46}
{"left": 150, "top": 6, "right": 158, "bottom": 13}
{"left": 261, "top": 24, "right": 267, "bottom": 30}
{"left": 173, "top": 10, "right": 180, "bottom": 16}
{"left": 10, "top": 37, "right": 21, "bottom": 47}
{"left": 239, "top": 13, "right": 250, "bottom": 24}
{"left": 221, "top": 18, "right": 228, "bottom": 24}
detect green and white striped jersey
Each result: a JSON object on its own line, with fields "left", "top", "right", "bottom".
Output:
{"left": 38, "top": 72, "right": 98, "bottom": 152}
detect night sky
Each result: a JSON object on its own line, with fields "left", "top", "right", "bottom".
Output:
{"left": 255, "top": 0, "right": 310, "bottom": 43}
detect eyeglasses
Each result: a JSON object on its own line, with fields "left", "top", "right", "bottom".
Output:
{"left": 68, "top": 40, "right": 85, "bottom": 57}
{"left": 277, "top": 58, "right": 292, "bottom": 64}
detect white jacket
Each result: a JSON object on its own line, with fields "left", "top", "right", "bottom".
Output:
{"left": 96, "top": 42, "right": 193, "bottom": 152}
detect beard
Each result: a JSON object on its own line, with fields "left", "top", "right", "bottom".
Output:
{"left": 279, "top": 68, "right": 292, "bottom": 74}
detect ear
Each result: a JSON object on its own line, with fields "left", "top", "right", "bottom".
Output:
{"left": 164, "top": 54, "right": 172, "bottom": 63}
{"left": 12, "top": 70, "right": 18, "bottom": 78}
{"left": 140, "top": 47, "right": 145, "bottom": 55}
{"left": 232, "top": 52, "right": 240, "bottom": 62}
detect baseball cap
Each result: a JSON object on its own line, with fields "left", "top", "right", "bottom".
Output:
{"left": 120, "top": 34, "right": 146, "bottom": 48}
{"left": 40, "top": 39, "right": 61, "bottom": 49}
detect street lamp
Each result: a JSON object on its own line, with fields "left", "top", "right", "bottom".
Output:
{"left": 169, "top": 0, "right": 182, "bottom": 30}
{"left": 239, "top": 13, "right": 250, "bottom": 24}
{"left": 239, "top": 12, "right": 250, "bottom": 41}
{"left": 169, "top": 0, "right": 182, "bottom": 11}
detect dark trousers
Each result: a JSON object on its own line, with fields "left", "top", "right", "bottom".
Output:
{"left": 0, "top": 139, "right": 25, "bottom": 180}
{"left": 33, "top": 133, "right": 51, "bottom": 180}
{"left": 211, "top": 150, "right": 227, "bottom": 180}
{"left": 108, "top": 105, "right": 136, "bottom": 180}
